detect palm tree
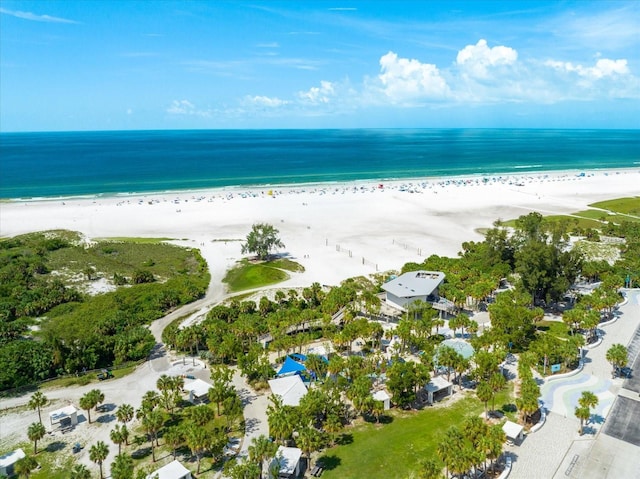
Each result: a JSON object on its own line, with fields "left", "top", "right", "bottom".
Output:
{"left": 476, "top": 381, "right": 493, "bottom": 418}
{"left": 27, "top": 422, "right": 46, "bottom": 454}
{"left": 296, "top": 425, "right": 323, "bottom": 463}
{"left": 575, "top": 405, "right": 591, "bottom": 435}
{"left": 157, "top": 374, "right": 175, "bottom": 411}
{"left": 417, "top": 458, "right": 442, "bottom": 479}
{"left": 266, "top": 396, "right": 293, "bottom": 444}
{"left": 80, "top": 393, "right": 96, "bottom": 424}
{"left": 89, "top": 441, "right": 110, "bottom": 479}
{"left": 323, "top": 413, "right": 343, "bottom": 447}
{"left": 142, "top": 409, "right": 165, "bottom": 462}
{"left": 437, "top": 345, "right": 459, "bottom": 382}
{"left": 184, "top": 424, "right": 209, "bottom": 474}
{"left": 579, "top": 390, "right": 599, "bottom": 411}
{"left": 80, "top": 388, "right": 105, "bottom": 424}
{"left": 606, "top": 343, "right": 628, "bottom": 377}
{"left": 139, "top": 390, "right": 161, "bottom": 415}
{"left": 249, "top": 434, "right": 278, "bottom": 475}
{"left": 14, "top": 455, "right": 38, "bottom": 479}
{"left": 372, "top": 399, "right": 385, "bottom": 423}
{"left": 91, "top": 389, "right": 105, "bottom": 412}
{"left": 116, "top": 403, "right": 134, "bottom": 424}
{"left": 110, "top": 424, "right": 126, "bottom": 454}
{"left": 437, "top": 427, "right": 463, "bottom": 478}
{"left": 69, "top": 464, "right": 91, "bottom": 479}
{"left": 484, "top": 424, "right": 506, "bottom": 473}
{"left": 489, "top": 372, "right": 506, "bottom": 411}
{"left": 577, "top": 390, "right": 599, "bottom": 431}
{"left": 110, "top": 453, "right": 134, "bottom": 479}
{"left": 28, "top": 391, "right": 48, "bottom": 425}
{"left": 164, "top": 426, "right": 184, "bottom": 460}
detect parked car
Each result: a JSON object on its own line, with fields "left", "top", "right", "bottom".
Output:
{"left": 619, "top": 366, "right": 632, "bottom": 378}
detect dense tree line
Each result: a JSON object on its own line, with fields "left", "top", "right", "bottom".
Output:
{"left": 0, "top": 231, "right": 209, "bottom": 390}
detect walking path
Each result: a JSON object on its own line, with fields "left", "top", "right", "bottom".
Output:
{"left": 509, "top": 289, "right": 640, "bottom": 479}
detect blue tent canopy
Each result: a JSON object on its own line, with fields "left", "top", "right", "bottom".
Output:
{"left": 290, "top": 353, "right": 307, "bottom": 362}
{"left": 277, "top": 356, "right": 307, "bottom": 377}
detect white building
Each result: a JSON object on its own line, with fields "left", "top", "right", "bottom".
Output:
{"left": 372, "top": 390, "right": 391, "bottom": 410}
{"left": 49, "top": 405, "right": 78, "bottom": 428}
{"left": 502, "top": 421, "right": 524, "bottom": 445}
{"left": 183, "top": 378, "right": 212, "bottom": 404}
{"left": 424, "top": 376, "right": 453, "bottom": 405}
{"left": 268, "top": 446, "right": 302, "bottom": 479}
{"left": 268, "top": 375, "right": 308, "bottom": 407}
{"left": 0, "top": 448, "right": 25, "bottom": 477}
{"left": 382, "top": 271, "right": 445, "bottom": 311}
{"left": 147, "top": 460, "right": 192, "bottom": 479}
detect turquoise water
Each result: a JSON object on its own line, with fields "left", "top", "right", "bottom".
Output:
{"left": 1, "top": 129, "right": 638, "bottom": 199}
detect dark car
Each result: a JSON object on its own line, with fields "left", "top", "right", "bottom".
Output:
{"left": 620, "top": 366, "right": 632, "bottom": 378}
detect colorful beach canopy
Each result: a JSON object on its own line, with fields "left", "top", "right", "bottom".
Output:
{"left": 277, "top": 356, "right": 307, "bottom": 377}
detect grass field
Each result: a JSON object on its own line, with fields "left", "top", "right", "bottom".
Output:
{"left": 501, "top": 215, "right": 601, "bottom": 230}
{"left": 223, "top": 259, "right": 291, "bottom": 292}
{"left": 536, "top": 320, "right": 571, "bottom": 339}
{"left": 589, "top": 197, "right": 640, "bottom": 217}
{"left": 318, "top": 393, "right": 513, "bottom": 479}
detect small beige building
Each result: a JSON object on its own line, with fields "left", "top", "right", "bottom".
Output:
{"left": 183, "top": 378, "right": 212, "bottom": 404}
{"left": 269, "top": 446, "right": 302, "bottom": 479}
{"left": 49, "top": 405, "right": 78, "bottom": 428}
{"left": 147, "top": 460, "right": 192, "bottom": 479}
{"left": 424, "top": 376, "right": 453, "bottom": 405}
{"left": 0, "top": 448, "right": 25, "bottom": 477}
{"left": 372, "top": 390, "right": 391, "bottom": 410}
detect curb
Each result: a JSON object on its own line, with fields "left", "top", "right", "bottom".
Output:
{"left": 497, "top": 453, "right": 513, "bottom": 479}
{"left": 529, "top": 406, "right": 547, "bottom": 433}
{"left": 545, "top": 360, "right": 584, "bottom": 382}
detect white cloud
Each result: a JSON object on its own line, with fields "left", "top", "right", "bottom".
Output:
{"left": 545, "top": 58, "right": 630, "bottom": 79}
{"left": 376, "top": 51, "right": 450, "bottom": 103}
{"left": 166, "top": 100, "right": 211, "bottom": 117}
{"left": 256, "top": 42, "right": 279, "bottom": 48}
{"left": 240, "top": 37, "right": 638, "bottom": 118}
{"left": 298, "top": 81, "right": 336, "bottom": 104}
{"left": 0, "top": 7, "right": 78, "bottom": 24}
{"left": 244, "top": 95, "right": 288, "bottom": 107}
{"left": 456, "top": 39, "right": 518, "bottom": 78}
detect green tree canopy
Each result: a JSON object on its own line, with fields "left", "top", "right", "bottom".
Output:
{"left": 241, "top": 223, "right": 285, "bottom": 260}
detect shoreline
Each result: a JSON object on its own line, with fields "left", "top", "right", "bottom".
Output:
{"left": 1, "top": 166, "right": 639, "bottom": 291}
{"left": 4, "top": 166, "right": 639, "bottom": 204}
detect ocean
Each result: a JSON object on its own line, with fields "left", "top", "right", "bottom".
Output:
{"left": 1, "top": 129, "right": 638, "bottom": 199}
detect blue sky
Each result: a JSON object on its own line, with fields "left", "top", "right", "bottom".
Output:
{"left": 1, "top": 0, "right": 639, "bottom": 131}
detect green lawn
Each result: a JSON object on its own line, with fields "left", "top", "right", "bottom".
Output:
{"left": 10, "top": 441, "right": 76, "bottom": 479}
{"left": 573, "top": 209, "right": 640, "bottom": 224}
{"left": 536, "top": 320, "right": 571, "bottom": 339}
{"left": 500, "top": 215, "right": 601, "bottom": 230}
{"left": 319, "top": 396, "right": 482, "bottom": 479}
{"left": 589, "top": 197, "right": 640, "bottom": 216}
{"left": 223, "top": 259, "right": 291, "bottom": 292}
{"left": 268, "top": 258, "right": 305, "bottom": 273}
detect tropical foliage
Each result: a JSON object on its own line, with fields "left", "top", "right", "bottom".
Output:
{"left": 0, "top": 231, "right": 209, "bottom": 390}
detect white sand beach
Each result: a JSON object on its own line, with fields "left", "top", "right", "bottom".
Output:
{"left": 2, "top": 169, "right": 639, "bottom": 294}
